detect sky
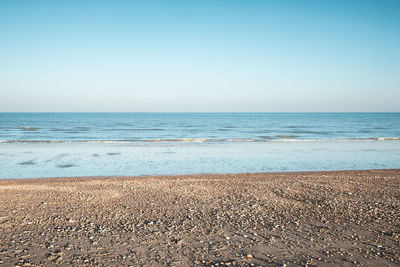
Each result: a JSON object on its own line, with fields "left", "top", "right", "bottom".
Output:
{"left": 0, "top": 0, "right": 399, "bottom": 112}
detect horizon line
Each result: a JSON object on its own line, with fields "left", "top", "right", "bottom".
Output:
{"left": 1, "top": 111, "right": 400, "bottom": 114}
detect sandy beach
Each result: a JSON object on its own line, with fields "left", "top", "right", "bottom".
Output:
{"left": 1, "top": 169, "right": 399, "bottom": 266}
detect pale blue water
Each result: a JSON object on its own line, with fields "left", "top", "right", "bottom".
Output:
{"left": 1, "top": 113, "right": 400, "bottom": 142}
{"left": 1, "top": 113, "right": 399, "bottom": 179}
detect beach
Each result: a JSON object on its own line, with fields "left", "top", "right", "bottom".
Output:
{"left": 1, "top": 169, "right": 399, "bottom": 266}
{"left": 2, "top": 0, "right": 400, "bottom": 265}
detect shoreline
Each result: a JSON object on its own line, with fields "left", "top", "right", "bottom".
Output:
{"left": 1, "top": 169, "right": 399, "bottom": 266}
{"left": 3, "top": 140, "right": 400, "bottom": 179}
{"left": 2, "top": 168, "right": 400, "bottom": 182}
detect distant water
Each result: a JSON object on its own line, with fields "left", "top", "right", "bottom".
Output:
{"left": 1, "top": 113, "right": 399, "bottom": 179}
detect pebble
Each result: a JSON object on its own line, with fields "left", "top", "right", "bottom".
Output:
{"left": 0, "top": 170, "right": 399, "bottom": 266}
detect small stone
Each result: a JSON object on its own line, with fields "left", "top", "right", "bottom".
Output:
{"left": 246, "top": 254, "right": 253, "bottom": 259}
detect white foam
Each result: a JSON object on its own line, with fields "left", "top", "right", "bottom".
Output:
{"left": 227, "top": 139, "right": 257, "bottom": 142}
{"left": 0, "top": 137, "right": 399, "bottom": 144}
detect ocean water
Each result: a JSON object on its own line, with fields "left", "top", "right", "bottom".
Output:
{"left": 1, "top": 113, "right": 399, "bottom": 179}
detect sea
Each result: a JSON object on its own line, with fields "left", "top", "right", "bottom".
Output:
{"left": 1, "top": 112, "right": 399, "bottom": 179}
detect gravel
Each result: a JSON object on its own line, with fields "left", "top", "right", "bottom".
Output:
{"left": 0, "top": 169, "right": 399, "bottom": 266}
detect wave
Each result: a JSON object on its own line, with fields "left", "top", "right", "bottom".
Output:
{"left": 102, "top": 128, "right": 165, "bottom": 131}
{"left": 288, "top": 130, "right": 330, "bottom": 135}
{"left": 364, "top": 137, "right": 399, "bottom": 141}
{"left": 227, "top": 138, "right": 257, "bottom": 142}
{"left": 21, "top": 127, "right": 39, "bottom": 131}
{"left": 74, "top": 126, "right": 90, "bottom": 130}
{"left": 1, "top": 137, "right": 399, "bottom": 144}
{"left": 146, "top": 138, "right": 207, "bottom": 142}
{"left": 276, "top": 134, "right": 298, "bottom": 138}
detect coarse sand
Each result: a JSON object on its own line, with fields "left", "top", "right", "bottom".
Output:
{"left": 1, "top": 169, "right": 399, "bottom": 266}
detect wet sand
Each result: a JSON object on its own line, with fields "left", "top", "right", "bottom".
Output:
{"left": 0, "top": 169, "right": 399, "bottom": 266}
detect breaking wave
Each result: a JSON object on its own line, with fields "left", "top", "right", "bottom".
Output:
{"left": 0, "top": 137, "right": 399, "bottom": 144}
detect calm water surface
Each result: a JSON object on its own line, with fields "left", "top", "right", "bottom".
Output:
{"left": 1, "top": 113, "right": 399, "bottom": 179}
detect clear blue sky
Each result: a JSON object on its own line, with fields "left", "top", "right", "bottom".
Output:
{"left": 0, "top": 0, "right": 399, "bottom": 112}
